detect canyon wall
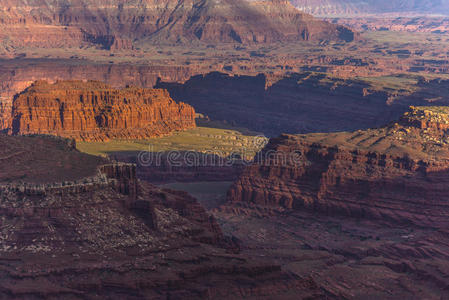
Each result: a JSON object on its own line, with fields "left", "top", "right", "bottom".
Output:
{"left": 0, "top": 0, "right": 355, "bottom": 49}
{"left": 227, "top": 106, "right": 449, "bottom": 227}
{"left": 0, "top": 133, "right": 322, "bottom": 298}
{"left": 9, "top": 80, "right": 196, "bottom": 141}
{"left": 157, "top": 72, "right": 449, "bottom": 136}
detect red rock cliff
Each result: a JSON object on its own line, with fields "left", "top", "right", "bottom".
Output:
{"left": 10, "top": 80, "right": 196, "bottom": 141}
{"left": 0, "top": 0, "right": 355, "bottom": 48}
{"left": 228, "top": 106, "right": 449, "bottom": 228}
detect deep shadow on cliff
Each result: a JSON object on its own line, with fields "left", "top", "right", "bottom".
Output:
{"left": 157, "top": 72, "right": 449, "bottom": 136}
{"left": 109, "top": 151, "right": 247, "bottom": 184}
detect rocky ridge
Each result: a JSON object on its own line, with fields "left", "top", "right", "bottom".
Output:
{"left": 8, "top": 80, "right": 195, "bottom": 141}
{"left": 227, "top": 106, "right": 449, "bottom": 227}
{"left": 0, "top": 0, "right": 355, "bottom": 50}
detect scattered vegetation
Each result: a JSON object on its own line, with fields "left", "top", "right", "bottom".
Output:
{"left": 77, "top": 126, "right": 267, "bottom": 159}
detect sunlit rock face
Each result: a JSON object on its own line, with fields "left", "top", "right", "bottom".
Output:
{"left": 0, "top": 0, "right": 355, "bottom": 49}
{"left": 9, "top": 80, "right": 196, "bottom": 141}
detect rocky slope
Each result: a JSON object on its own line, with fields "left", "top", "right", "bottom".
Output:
{"left": 0, "top": 0, "right": 355, "bottom": 50}
{"left": 0, "top": 134, "right": 323, "bottom": 299}
{"left": 8, "top": 80, "right": 195, "bottom": 141}
{"left": 227, "top": 106, "right": 449, "bottom": 227}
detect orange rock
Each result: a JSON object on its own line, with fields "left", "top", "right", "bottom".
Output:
{"left": 10, "top": 80, "right": 196, "bottom": 141}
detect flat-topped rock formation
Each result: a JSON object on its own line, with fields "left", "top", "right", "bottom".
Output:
{"left": 9, "top": 80, "right": 195, "bottom": 141}
{"left": 0, "top": 134, "right": 323, "bottom": 298}
{"left": 227, "top": 106, "right": 449, "bottom": 227}
{"left": 0, "top": 0, "right": 355, "bottom": 49}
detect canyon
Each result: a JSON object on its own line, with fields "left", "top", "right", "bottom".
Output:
{"left": 203, "top": 106, "right": 449, "bottom": 298}
{"left": 7, "top": 80, "right": 195, "bottom": 141}
{"left": 0, "top": 133, "right": 325, "bottom": 299}
{"left": 1, "top": 0, "right": 449, "bottom": 297}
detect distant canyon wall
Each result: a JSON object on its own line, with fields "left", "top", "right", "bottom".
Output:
{"left": 0, "top": 0, "right": 355, "bottom": 49}
{"left": 157, "top": 72, "right": 449, "bottom": 136}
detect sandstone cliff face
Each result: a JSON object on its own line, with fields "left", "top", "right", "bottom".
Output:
{"left": 10, "top": 80, "right": 195, "bottom": 141}
{"left": 0, "top": 0, "right": 355, "bottom": 48}
{"left": 228, "top": 106, "right": 449, "bottom": 227}
{"left": 0, "top": 61, "right": 197, "bottom": 131}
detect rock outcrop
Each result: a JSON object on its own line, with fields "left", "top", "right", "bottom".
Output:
{"left": 9, "top": 80, "right": 195, "bottom": 141}
{"left": 0, "top": 0, "right": 355, "bottom": 49}
{"left": 0, "top": 60, "right": 198, "bottom": 132}
{"left": 227, "top": 106, "right": 449, "bottom": 227}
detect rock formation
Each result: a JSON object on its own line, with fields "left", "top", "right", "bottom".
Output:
{"left": 227, "top": 106, "right": 449, "bottom": 227}
{"left": 0, "top": 60, "right": 198, "bottom": 132}
{"left": 157, "top": 72, "right": 449, "bottom": 136}
{"left": 9, "top": 80, "right": 195, "bottom": 141}
{"left": 0, "top": 133, "right": 324, "bottom": 298}
{"left": 0, "top": 0, "right": 355, "bottom": 50}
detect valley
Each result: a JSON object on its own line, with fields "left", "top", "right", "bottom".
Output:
{"left": 1, "top": 0, "right": 449, "bottom": 299}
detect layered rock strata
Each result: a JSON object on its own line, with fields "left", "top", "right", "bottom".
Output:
{"left": 0, "top": 134, "right": 323, "bottom": 298}
{"left": 0, "top": 0, "right": 355, "bottom": 49}
{"left": 9, "top": 80, "right": 195, "bottom": 141}
{"left": 228, "top": 106, "right": 449, "bottom": 227}
{"left": 0, "top": 60, "right": 197, "bottom": 131}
